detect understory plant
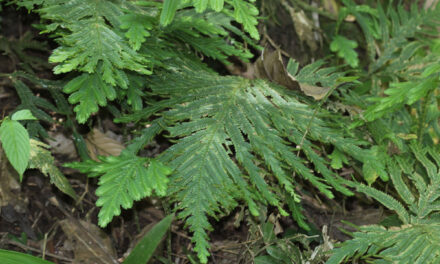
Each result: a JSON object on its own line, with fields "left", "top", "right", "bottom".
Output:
{"left": 0, "top": 0, "right": 439, "bottom": 263}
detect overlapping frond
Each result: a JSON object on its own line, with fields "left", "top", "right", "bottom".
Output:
{"left": 328, "top": 144, "right": 440, "bottom": 263}
{"left": 122, "top": 58, "right": 382, "bottom": 262}
{"left": 159, "top": 0, "right": 259, "bottom": 39}
{"left": 66, "top": 152, "right": 172, "bottom": 227}
{"left": 16, "top": 0, "right": 257, "bottom": 124}
{"left": 29, "top": 139, "right": 77, "bottom": 200}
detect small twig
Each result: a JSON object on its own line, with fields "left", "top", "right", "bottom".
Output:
{"left": 74, "top": 177, "right": 89, "bottom": 209}
{"left": 31, "top": 211, "right": 43, "bottom": 229}
{"left": 5, "top": 239, "right": 73, "bottom": 262}
{"left": 262, "top": 27, "right": 291, "bottom": 58}
{"left": 42, "top": 233, "right": 48, "bottom": 260}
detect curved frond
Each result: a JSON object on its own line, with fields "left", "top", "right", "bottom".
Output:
{"left": 134, "top": 59, "right": 376, "bottom": 261}
{"left": 329, "top": 145, "right": 440, "bottom": 263}
{"left": 66, "top": 153, "right": 171, "bottom": 227}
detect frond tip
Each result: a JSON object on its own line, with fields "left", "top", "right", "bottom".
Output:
{"left": 65, "top": 153, "right": 172, "bottom": 227}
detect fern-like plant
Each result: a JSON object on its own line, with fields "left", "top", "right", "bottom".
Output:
{"left": 6, "top": 0, "right": 440, "bottom": 263}
{"left": 112, "top": 56, "right": 386, "bottom": 262}
{"left": 327, "top": 143, "right": 440, "bottom": 263}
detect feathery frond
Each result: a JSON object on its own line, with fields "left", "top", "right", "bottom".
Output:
{"left": 29, "top": 139, "right": 78, "bottom": 200}
{"left": 328, "top": 144, "right": 440, "bottom": 263}
{"left": 66, "top": 152, "right": 172, "bottom": 227}
{"left": 119, "top": 57, "right": 383, "bottom": 262}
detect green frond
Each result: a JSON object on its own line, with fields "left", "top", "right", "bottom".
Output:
{"left": 330, "top": 35, "right": 359, "bottom": 68}
{"left": 354, "top": 183, "right": 409, "bottom": 224}
{"left": 26, "top": 0, "right": 257, "bottom": 124}
{"left": 410, "top": 143, "right": 438, "bottom": 181}
{"left": 328, "top": 224, "right": 440, "bottom": 264}
{"left": 226, "top": 0, "right": 259, "bottom": 39}
{"left": 388, "top": 160, "right": 415, "bottom": 206}
{"left": 159, "top": 0, "right": 259, "bottom": 39}
{"left": 120, "top": 13, "right": 154, "bottom": 51}
{"left": 364, "top": 77, "right": 439, "bottom": 122}
{"left": 12, "top": 79, "right": 57, "bottom": 138}
{"left": 22, "top": 0, "right": 156, "bottom": 124}
{"left": 38, "top": 0, "right": 123, "bottom": 28}
{"left": 329, "top": 145, "right": 440, "bottom": 263}
{"left": 49, "top": 19, "right": 150, "bottom": 78}
{"left": 342, "top": 0, "right": 440, "bottom": 70}
{"left": 28, "top": 139, "right": 77, "bottom": 200}
{"left": 63, "top": 73, "right": 116, "bottom": 124}
{"left": 370, "top": 3, "right": 440, "bottom": 73}
{"left": 65, "top": 153, "right": 172, "bottom": 227}
{"left": 124, "top": 58, "right": 379, "bottom": 261}
{"left": 287, "top": 59, "right": 345, "bottom": 88}
{"left": 164, "top": 10, "right": 254, "bottom": 63}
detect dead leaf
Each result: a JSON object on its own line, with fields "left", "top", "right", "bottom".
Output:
{"left": 298, "top": 83, "right": 330, "bottom": 100}
{"left": 85, "top": 128, "right": 125, "bottom": 161}
{"left": 60, "top": 218, "right": 118, "bottom": 264}
{"left": 268, "top": 213, "right": 284, "bottom": 235}
{"left": 47, "top": 132, "right": 77, "bottom": 159}
{"left": 281, "top": 2, "right": 318, "bottom": 51}
{"left": 255, "top": 47, "right": 300, "bottom": 90}
{"left": 254, "top": 48, "right": 330, "bottom": 100}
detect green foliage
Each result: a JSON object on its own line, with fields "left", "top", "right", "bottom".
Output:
{"left": 248, "top": 217, "right": 327, "bottom": 264}
{"left": 123, "top": 214, "right": 174, "bottom": 264}
{"left": 63, "top": 73, "right": 117, "bottom": 124}
{"left": 14, "top": 0, "right": 257, "bottom": 124}
{"left": 327, "top": 144, "right": 440, "bottom": 263}
{"left": 330, "top": 35, "right": 358, "bottom": 68}
{"left": 160, "top": 0, "right": 259, "bottom": 39}
{"left": 0, "top": 114, "right": 32, "bottom": 178}
{"left": 5, "top": 0, "right": 440, "bottom": 263}
{"left": 29, "top": 139, "right": 78, "bottom": 200}
{"left": 0, "top": 249, "right": 55, "bottom": 264}
{"left": 0, "top": 108, "right": 77, "bottom": 196}
{"left": 336, "top": 0, "right": 440, "bottom": 180}
{"left": 0, "top": 31, "right": 49, "bottom": 72}
{"left": 364, "top": 67, "right": 439, "bottom": 122}
{"left": 12, "top": 78, "right": 58, "bottom": 138}
{"left": 66, "top": 152, "right": 172, "bottom": 227}
{"left": 11, "top": 109, "right": 37, "bottom": 121}
{"left": 120, "top": 13, "right": 153, "bottom": 51}
{"left": 116, "top": 57, "right": 386, "bottom": 262}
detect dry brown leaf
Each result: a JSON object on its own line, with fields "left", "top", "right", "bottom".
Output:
{"left": 254, "top": 48, "right": 330, "bottom": 100}
{"left": 85, "top": 128, "right": 125, "bottom": 161}
{"left": 47, "top": 132, "right": 78, "bottom": 159}
{"left": 298, "top": 83, "right": 330, "bottom": 100}
{"left": 255, "top": 48, "right": 300, "bottom": 90}
{"left": 60, "top": 218, "right": 118, "bottom": 264}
